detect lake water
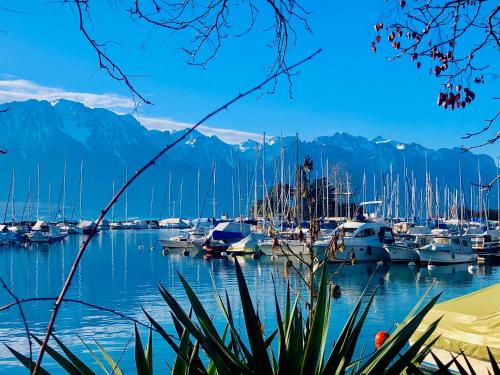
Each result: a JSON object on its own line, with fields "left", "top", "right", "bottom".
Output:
{"left": 0, "top": 230, "right": 499, "bottom": 373}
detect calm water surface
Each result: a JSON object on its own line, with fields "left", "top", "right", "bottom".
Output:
{"left": 0, "top": 230, "right": 499, "bottom": 373}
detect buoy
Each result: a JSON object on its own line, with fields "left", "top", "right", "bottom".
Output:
{"left": 408, "top": 261, "right": 416, "bottom": 267}
{"left": 138, "top": 244, "right": 144, "bottom": 250}
{"left": 162, "top": 249, "right": 169, "bottom": 256}
{"left": 331, "top": 284, "right": 341, "bottom": 299}
{"left": 183, "top": 250, "right": 189, "bottom": 256}
{"left": 375, "top": 331, "right": 390, "bottom": 350}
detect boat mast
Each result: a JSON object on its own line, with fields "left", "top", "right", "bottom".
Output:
{"left": 37, "top": 163, "right": 40, "bottom": 220}
{"left": 124, "top": 163, "right": 128, "bottom": 221}
{"left": 63, "top": 157, "right": 67, "bottom": 222}
{"left": 262, "top": 132, "right": 266, "bottom": 229}
{"left": 149, "top": 185, "right": 155, "bottom": 221}
{"left": 3, "top": 170, "right": 13, "bottom": 224}
{"left": 12, "top": 169, "right": 15, "bottom": 223}
{"left": 213, "top": 161, "right": 217, "bottom": 219}
{"left": 179, "top": 178, "right": 183, "bottom": 218}
{"left": 280, "top": 136, "right": 284, "bottom": 222}
{"left": 459, "top": 160, "right": 463, "bottom": 227}
{"left": 112, "top": 180, "right": 115, "bottom": 222}
{"left": 253, "top": 145, "right": 258, "bottom": 218}
{"left": 197, "top": 169, "right": 201, "bottom": 219}
{"left": 326, "top": 159, "right": 329, "bottom": 218}
{"left": 48, "top": 183, "right": 51, "bottom": 222}
{"left": 80, "top": 160, "right": 84, "bottom": 221}
{"left": 168, "top": 171, "right": 172, "bottom": 218}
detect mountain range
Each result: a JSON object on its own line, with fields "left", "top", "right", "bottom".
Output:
{"left": 0, "top": 99, "right": 497, "bottom": 220}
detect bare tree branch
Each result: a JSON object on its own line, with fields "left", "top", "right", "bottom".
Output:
{"left": 462, "top": 110, "right": 500, "bottom": 139}
{"left": 0, "top": 278, "right": 33, "bottom": 373}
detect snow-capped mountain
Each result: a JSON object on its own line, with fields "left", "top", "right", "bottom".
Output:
{"left": 0, "top": 99, "right": 496, "bottom": 219}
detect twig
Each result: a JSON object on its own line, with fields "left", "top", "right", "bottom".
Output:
{"left": 0, "top": 278, "right": 33, "bottom": 373}
{"left": 462, "top": 110, "right": 499, "bottom": 139}
{"left": 110, "top": 333, "right": 134, "bottom": 375}
{"left": 0, "top": 297, "right": 159, "bottom": 332}
{"left": 32, "top": 48, "right": 322, "bottom": 373}
{"left": 471, "top": 174, "right": 500, "bottom": 191}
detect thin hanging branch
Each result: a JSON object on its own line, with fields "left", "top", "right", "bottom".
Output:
{"left": 32, "top": 48, "right": 322, "bottom": 373}
{"left": 0, "top": 278, "right": 33, "bottom": 373}
{"left": 64, "top": 0, "right": 312, "bottom": 107}
{"left": 462, "top": 110, "right": 500, "bottom": 139}
{"left": 0, "top": 297, "right": 160, "bottom": 332}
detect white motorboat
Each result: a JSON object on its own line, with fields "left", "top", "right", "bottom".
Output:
{"left": 417, "top": 236, "right": 477, "bottom": 265}
{"left": 329, "top": 220, "right": 394, "bottom": 263}
{"left": 228, "top": 232, "right": 269, "bottom": 255}
{"left": 161, "top": 234, "right": 194, "bottom": 250}
{"left": 384, "top": 226, "right": 433, "bottom": 263}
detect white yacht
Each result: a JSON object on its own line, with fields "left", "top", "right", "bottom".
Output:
{"left": 160, "top": 233, "right": 194, "bottom": 250}
{"left": 384, "top": 226, "right": 433, "bottom": 263}
{"left": 258, "top": 238, "right": 310, "bottom": 257}
{"left": 228, "top": 232, "right": 269, "bottom": 255}
{"left": 329, "top": 220, "right": 394, "bottom": 263}
{"left": 417, "top": 236, "right": 477, "bottom": 265}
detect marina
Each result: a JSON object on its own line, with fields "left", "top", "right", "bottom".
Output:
{"left": 0, "top": 229, "right": 499, "bottom": 373}
{"left": 0, "top": 0, "right": 498, "bottom": 370}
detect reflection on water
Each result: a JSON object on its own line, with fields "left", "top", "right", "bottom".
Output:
{"left": 0, "top": 230, "right": 498, "bottom": 373}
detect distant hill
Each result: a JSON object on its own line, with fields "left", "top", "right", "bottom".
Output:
{"left": 0, "top": 99, "right": 496, "bottom": 220}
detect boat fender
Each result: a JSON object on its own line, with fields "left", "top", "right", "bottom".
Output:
{"left": 183, "top": 250, "right": 190, "bottom": 256}
{"left": 151, "top": 246, "right": 155, "bottom": 250}
{"left": 162, "top": 249, "right": 169, "bottom": 256}
{"left": 427, "top": 264, "right": 436, "bottom": 270}
{"left": 331, "top": 284, "right": 341, "bottom": 299}
{"left": 408, "top": 261, "right": 416, "bottom": 267}
{"left": 468, "top": 265, "right": 477, "bottom": 273}
{"left": 252, "top": 253, "right": 260, "bottom": 260}
{"left": 286, "top": 260, "right": 293, "bottom": 267}
{"left": 138, "top": 244, "right": 144, "bottom": 250}
{"left": 221, "top": 251, "right": 227, "bottom": 257}
{"left": 375, "top": 331, "right": 390, "bottom": 350}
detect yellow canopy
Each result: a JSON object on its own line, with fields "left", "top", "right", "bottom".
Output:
{"left": 413, "top": 283, "right": 500, "bottom": 362}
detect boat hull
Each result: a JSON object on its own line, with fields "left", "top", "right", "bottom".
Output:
{"left": 384, "top": 244, "right": 420, "bottom": 263}
{"left": 258, "top": 241, "right": 309, "bottom": 257}
{"left": 331, "top": 245, "right": 390, "bottom": 263}
{"left": 417, "top": 249, "right": 477, "bottom": 265}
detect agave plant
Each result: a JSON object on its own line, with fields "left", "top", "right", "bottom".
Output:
{"left": 9, "top": 259, "right": 499, "bottom": 374}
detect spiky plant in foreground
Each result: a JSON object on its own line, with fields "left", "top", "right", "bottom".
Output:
{"left": 9, "top": 260, "right": 499, "bottom": 374}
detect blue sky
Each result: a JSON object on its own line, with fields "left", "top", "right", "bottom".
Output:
{"left": 0, "top": 1, "right": 498, "bottom": 157}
